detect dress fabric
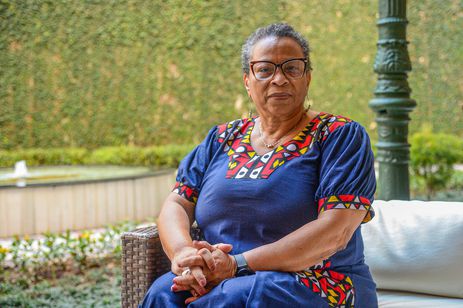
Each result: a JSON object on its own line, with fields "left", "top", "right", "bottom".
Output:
{"left": 140, "top": 112, "right": 378, "bottom": 308}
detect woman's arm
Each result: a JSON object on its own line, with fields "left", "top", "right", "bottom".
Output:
{"left": 244, "top": 208, "right": 366, "bottom": 272}
{"left": 158, "top": 192, "right": 196, "bottom": 260}
{"left": 158, "top": 192, "right": 212, "bottom": 295}
{"left": 172, "top": 208, "right": 366, "bottom": 299}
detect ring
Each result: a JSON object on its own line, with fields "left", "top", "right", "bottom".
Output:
{"left": 181, "top": 268, "right": 191, "bottom": 277}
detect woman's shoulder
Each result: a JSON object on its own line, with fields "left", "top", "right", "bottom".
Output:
{"left": 314, "top": 112, "right": 366, "bottom": 143}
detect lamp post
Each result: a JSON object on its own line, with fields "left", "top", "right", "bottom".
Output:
{"left": 369, "top": 0, "right": 416, "bottom": 200}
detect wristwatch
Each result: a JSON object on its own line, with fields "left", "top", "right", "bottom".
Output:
{"left": 232, "top": 254, "right": 255, "bottom": 277}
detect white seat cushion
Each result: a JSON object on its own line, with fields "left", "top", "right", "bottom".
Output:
{"left": 378, "top": 290, "right": 463, "bottom": 307}
{"left": 363, "top": 200, "right": 463, "bottom": 298}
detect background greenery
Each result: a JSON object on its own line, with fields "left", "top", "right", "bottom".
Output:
{"left": 1, "top": 0, "right": 461, "bottom": 150}
{"left": 0, "top": 144, "right": 194, "bottom": 168}
{"left": 0, "top": 222, "right": 136, "bottom": 307}
{"left": 0, "top": 265, "right": 121, "bottom": 307}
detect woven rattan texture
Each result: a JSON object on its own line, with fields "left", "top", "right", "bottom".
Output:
{"left": 121, "top": 226, "right": 171, "bottom": 308}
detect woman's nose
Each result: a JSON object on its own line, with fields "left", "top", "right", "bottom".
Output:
{"left": 271, "top": 67, "right": 289, "bottom": 85}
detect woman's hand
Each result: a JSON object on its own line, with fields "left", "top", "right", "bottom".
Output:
{"left": 171, "top": 241, "right": 236, "bottom": 303}
{"left": 171, "top": 246, "right": 209, "bottom": 293}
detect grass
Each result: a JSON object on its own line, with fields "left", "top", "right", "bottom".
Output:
{"left": 0, "top": 260, "right": 121, "bottom": 307}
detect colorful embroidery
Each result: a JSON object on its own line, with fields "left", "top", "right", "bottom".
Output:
{"left": 172, "top": 182, "right": 199, "bottom": 204}
{"left": 216, "top": 114, "right": 352, "bottom": 179}
{"left": 318, "top": 195, "right": 374, "bottom": 223}
{"left": 217, "top": 118, "right": 249, "bottom": 149}
{"left": 317, "top": 113, "right": 352, "bottom": 142}
{"left": 296, "top": 261, "right": 355, "bottom": 308}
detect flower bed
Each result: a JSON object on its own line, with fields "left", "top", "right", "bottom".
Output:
{"left": 0, "top": 221, "right": 142, "bottom": 286}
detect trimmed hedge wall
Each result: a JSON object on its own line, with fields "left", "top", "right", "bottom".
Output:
{"left": 0, "top": 0, "right": 461, "bottom": 150}
{"left": 0, "top": 145, "right": 194, "bottom": 168}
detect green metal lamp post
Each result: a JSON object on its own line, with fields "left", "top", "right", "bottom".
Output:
{"left": 369, "top": 0, "right": 416, "bottom": 200}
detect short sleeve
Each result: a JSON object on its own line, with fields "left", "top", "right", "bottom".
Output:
{"left": 315, "top": 122, "right": 376, "bottom": 223}
{"left": 172, "top": 126, "right": 219, "bottom": 205}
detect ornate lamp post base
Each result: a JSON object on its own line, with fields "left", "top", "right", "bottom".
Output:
{"left": 369, "top": 0, "right": 416, "bottom": 200}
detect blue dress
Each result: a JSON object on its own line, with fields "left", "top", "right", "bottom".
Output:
{"left": 141, "top": 113, "right": 378, "bottom": 307}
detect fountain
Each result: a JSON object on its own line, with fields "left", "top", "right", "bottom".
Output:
{"left": 0, "top": 160, "right": 30, "bottom": 187}
{"left": 0, "top": 163, "right": 176, "bottom": 238}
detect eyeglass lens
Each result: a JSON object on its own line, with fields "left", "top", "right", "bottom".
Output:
{"left": 253, "top": 59, "right": 305, "bottom": 80}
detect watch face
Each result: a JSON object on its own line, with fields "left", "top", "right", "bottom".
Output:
{"left": 237, "top": 268, "right": 254, "bottom": 276}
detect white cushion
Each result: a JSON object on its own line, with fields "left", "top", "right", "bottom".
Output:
{"left": 363, "top": 200, "right": 463, "bottom": 298}
{"left": 378, "top": 290, "right": 463, "bottom": 307}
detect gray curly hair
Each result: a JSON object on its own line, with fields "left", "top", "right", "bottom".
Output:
{"left": 241, "top": 23, "right": 312, "bottom": 75}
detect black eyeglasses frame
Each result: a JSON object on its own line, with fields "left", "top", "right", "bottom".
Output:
{"left": 249, "top": 58, "right": 308, "bottom": 81}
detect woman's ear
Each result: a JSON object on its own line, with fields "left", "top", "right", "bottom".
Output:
{"left": 306, "top": 71, "right": 312, "bottom": 88}
{"left": 243, "top": 74, "right": 251, "bottom": 96}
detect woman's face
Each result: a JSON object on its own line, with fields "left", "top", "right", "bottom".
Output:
{"left": 244, "top": 36, "right": 311, "bottom": 119}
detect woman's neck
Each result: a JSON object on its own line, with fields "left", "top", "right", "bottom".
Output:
{"left": 259, "top": 108, "right": 307, "bottom": 141}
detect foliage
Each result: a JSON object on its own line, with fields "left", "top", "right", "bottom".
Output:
{"left": 0, "top": 0, "right": 461, "bottom": 150}
{"left": 87, "top": 144, "right": 193, "bottom": 167}
{"left": 0, "top": 221, "right": 136, "bottom": 287}
{"left": 0, "top": 263, "right": 121, "bottom": 307}
{"left": 0, "top": 147, "right": 88, "bottom": 167}
{"left": 0, "top": 144, "right": 194, "bottom": 168}
{"left": 410, "top": 130, "right": 463, "bottom": 200}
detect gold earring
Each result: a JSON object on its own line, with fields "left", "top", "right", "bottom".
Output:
{"left": 248, "top": 96, "right": 254, "bottom": 118}
{"left": 304, "top": 93, "right": 312, "bottom": 113}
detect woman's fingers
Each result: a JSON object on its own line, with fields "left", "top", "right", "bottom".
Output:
{"left": 197, "top": 248, "right": 216, "bottom": 271}
{"left": 215, "top": 243, "right": 233, "bottom": 253}
{"left": 173, "top": 275, "right": 207, "bottom": 296}
{"left": 180, "top": 244, "right": 217, "bottom": 272}
{"left": 172, "top": 273, "right": 195, "bottom": 288}
{"left": 171, "top": 283, "right": 190, "bottom": 292}
{"left": 192, "top": 240, "right": 233, "bottom": 253}
{"left": 177, "top": 255, "right": 205, "bottom": 268}
{"left": 192, "top": 240, "right": 215, "bottom": 251}
{"left": 191, "top": 266, "right": 207, "bottom": 289}
{"left": 185, "top": 295, "right": 200, "bottom": 304}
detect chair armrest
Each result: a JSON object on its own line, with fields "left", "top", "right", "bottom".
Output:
{"left": 121, "top": 225, "right": 170, "bottom": 308}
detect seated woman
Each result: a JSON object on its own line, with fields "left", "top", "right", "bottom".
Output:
{"left": 141, "top": 23, "right": 378, "bottom": 308}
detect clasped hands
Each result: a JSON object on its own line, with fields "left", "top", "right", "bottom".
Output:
{"left": 171, "top": 240, "right": 236, "bottom": 304}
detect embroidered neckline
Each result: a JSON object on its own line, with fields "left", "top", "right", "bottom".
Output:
{"left": 242, "top": 113, "right": 322, "bottom": 157}
{"left": 217, "top": 112, "right": 352, "bottom": 179}
{"left": 222, "top": 114, "right": 324, "bottom": 179}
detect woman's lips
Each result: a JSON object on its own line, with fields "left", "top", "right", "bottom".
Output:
{"left": 268, "top": 92, "right": 291, "bottom": 99}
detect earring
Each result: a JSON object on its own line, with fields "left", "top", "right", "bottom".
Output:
{"left": 248, "top": 96, "right": 254, "bottom": 118}
{"left": 304, "top": 93, "right": 312, "bottom": 113}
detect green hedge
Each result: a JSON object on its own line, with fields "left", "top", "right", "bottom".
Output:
{"left": 0, "top": 145, "right": 194, "bottom": 168}
{"left": 0, "top": 1, "right": 461, "bottom": 150}
{"left": 410, "top": 130, "right": 463, "bottom": 199}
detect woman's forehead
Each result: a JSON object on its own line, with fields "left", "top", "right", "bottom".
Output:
{"left": 250, "top": 36, "right": 304, "bottom": 61}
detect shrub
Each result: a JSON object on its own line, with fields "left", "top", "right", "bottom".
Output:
{"left": 0, "top": 145, "right": 194, "bottom": 168}
{"left": 142, "top": 144, "right": 194, "bottom": 168}
{"left": 410, "top": 131, "right": 463, "bottom": 199}
{"left": 0, "top": 148, "right": 88, "bottom": 167}
{"left": 85, "top": 147, "right": 143, "bottom": 166}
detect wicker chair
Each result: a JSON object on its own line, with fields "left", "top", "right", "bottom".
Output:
{"left": 121, "top": 225, "right": 202, "bottom": 308}
{"left": 121, "top": 226, "right": 169, "bottom": 308}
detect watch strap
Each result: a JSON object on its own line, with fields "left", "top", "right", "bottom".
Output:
{"left": 232, "top": 253, "right": 254, "bottom": 276}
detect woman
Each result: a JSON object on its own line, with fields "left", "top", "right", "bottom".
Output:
{"left": 141, "top": 23, "right": 377, "bottom": 307}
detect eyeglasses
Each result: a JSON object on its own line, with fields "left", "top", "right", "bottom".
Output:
{"left": 249, "top": 58, "right": 308, "bottom": 81}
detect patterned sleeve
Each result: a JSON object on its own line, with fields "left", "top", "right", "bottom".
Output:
{"left": 315, "top": 121, "right": 376, "bottom": 223}
{"left": 172, "top": 126, "right": 219, "bottom": 205}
